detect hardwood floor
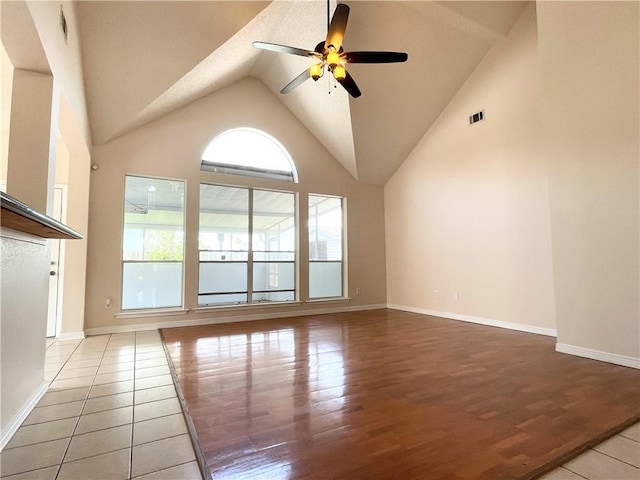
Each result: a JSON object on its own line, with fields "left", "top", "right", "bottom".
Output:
{"left": 160, "top": 309, "right": 640, "bottom": 480}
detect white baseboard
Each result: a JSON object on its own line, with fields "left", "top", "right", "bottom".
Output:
{"left": 556, "top": 343, "right": 640, "bottom": 369}
{"left": 1, "top": 381, "right": 49, "bottom": 451}
{"left": 84, "top": 303, "right": 388, "bottom": 336}
{"left": 58, "top": 331, "right": 85, "bottom": 341}
{"left": 387, "top": 304, "right": 558, "bottom": 337}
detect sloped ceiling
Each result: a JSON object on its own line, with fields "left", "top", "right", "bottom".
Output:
{"left": 76, "top": 1, "right": 526, "bottom": 185}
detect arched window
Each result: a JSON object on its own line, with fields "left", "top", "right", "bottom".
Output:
{"left": 201, "top": 128, "right": 298, "bottom": 182}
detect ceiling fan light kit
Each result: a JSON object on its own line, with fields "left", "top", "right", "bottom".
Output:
{"left": 253, "top": 2, "right": 408, "bottom": 98}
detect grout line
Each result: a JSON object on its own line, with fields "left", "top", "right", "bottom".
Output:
{"left": 590, "top": 445, "right": 640, "bottom": 470}
{"left": 559, "top": 465, "right": 590, "bottom": 479}
{"left": 54, "top": 334, "right": 111, "bottom": 480}
{"left": 619, "top": 432, "right": 640, "bottom": 444}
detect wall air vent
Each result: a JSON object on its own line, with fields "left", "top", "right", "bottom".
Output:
{"left": 469, "top": 110, "right": 485, "bottom": 125}
{"left": 60, "top": 7, "right": 68, "bottom": 43}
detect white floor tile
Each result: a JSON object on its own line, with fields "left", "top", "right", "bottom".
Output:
{"left": 0, "top": 438, "right": 69, "bottom": 476}
{"left": 0, "top": 465, "right": 59, "bottom": 480}
{"left": 55, "top": 365, "right": 99, "bottom": 380}
{"left": 83, "top": 391, "right": 134, "bottom": 415}
{"left": 131, "top": 461, "right": 202, "bottom": 480}
{"left": 57, "top": 448, "right": 131, "bottom": 480}
{"left": 89, "top": 380, "right": 135, "bottom": 399}
{"left": 93, "top": 370, "right": 135, "bottom": 385}
{"left": 593, "top": 434, "right": 640, "bottom": 468}
{"left": 131, "top": 435, "right": 196, "bottom": 478}
{"left": 135, "top": 365, "right": 170, "bottom": 380}
{"left": 49, "top": 375, "right": 95, "bottom": 391}
{"left": 622, "top": 424, "right": 640, "bottom": 443}
{"left": 74, "top": 406, "right": 133, "bottom": 435}
{"left": 97, "top": 361, "right": 135, "bottom": 375}
{"left": 134, "top": 385, "right": 177, "bottom": 405}
{"left": 5, "top": 417, "right": 77, "bottom": 448}
{"left": 63, "top": 424, "right": 132, "bottom": 462}
{"left": 135, "top": 357, "right": 168, "bottom": 369}
{"left": 23, "top": 400, "right": 84, "bottom": 425}
{"left": 135, "top": 374, "right": 174, "bottom": 390}
{"left": 564, "top": 449, "right": 640, "bottom": 480}
{"left": 133, "top": 397, "right": 182, "bottom": 423}
{"left": 133, "top": 413, "right": 188, "bottom": 446}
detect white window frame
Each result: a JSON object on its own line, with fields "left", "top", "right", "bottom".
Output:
{"left": 198, "top": 183, "right": 298, "bottom": 307}
{"left": 120, "top": 174, "right": 186, "bottom": 312}
{"left": 308, "top": 193, "right": 346, "bottom": 300}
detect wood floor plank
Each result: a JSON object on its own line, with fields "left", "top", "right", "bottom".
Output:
{"left": 161, "top": 309, "right": 640, "bottom": 479}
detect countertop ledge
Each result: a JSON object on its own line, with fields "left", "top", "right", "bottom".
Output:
{"left": 1, "top": 191, "right": 83, "bottom": 240}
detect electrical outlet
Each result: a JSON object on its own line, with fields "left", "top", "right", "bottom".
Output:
{"left": 356, "top": 287, "right": 361, "bottom": 295}
{"left": 105, "top": 298, "right": 112, "bottom": 309}
{"left": 452, "top": 291, "right": 459, "bottom": 301}
{"left": 434, "top": 290, "right": 440, "bottom": 298}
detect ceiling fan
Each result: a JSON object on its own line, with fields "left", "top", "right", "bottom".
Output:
{"left": 253, "top": 2, "right": 408, "bottom": 98}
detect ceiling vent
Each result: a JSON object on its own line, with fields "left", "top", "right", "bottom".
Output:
{"left": 469, "top": 110, "right": 485, "bottom": 125}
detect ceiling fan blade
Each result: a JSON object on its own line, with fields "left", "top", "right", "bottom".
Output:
{"left": 326, "top": 4, "right": 349, "bottom": 51}
{"left": 280, "top": 69, "right": 311, "bottom": 94}
{"left": 253, "top": 41, "right": 320, "bottom": 58}
{"left": 344, "top": 51, "right": 408, "bottom": 64}
{"left": 337, "top": 70, "right": 361, "bottom": 98}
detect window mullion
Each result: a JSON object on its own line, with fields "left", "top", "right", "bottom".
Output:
{"left": 247, "top": 188, "right": 254, "bottom": 304}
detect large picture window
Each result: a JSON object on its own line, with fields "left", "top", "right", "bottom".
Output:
{"left": 122, "top": 176, "right": 185, "bottom": 310}
{"left": 309, "top": 194, "right": 344, "bottom": 299}
{"left": 199, "top": 184, "right": 296, "bottom": 306}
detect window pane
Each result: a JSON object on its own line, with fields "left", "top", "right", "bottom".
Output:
{"left": 252, "top": 291, "right": 295, "bottom": 303}
{"left": 201, "top": 128, "right": 297, "bottom": 182}
{"left": 123, "top": 176, "right": 185, "bottom": 261}
{"left": 122, "top": 176, "right": 184, "bottom": 310}
{"left": 309, "top": 196, "right": 342, "bottom": 261}
{"left": 199, "top": 262, "right": 248, "bottom": 294}
{"left": 199, "top": 184, "right": 250, "bottom": 306}
{"left": 122, "top": 262, "right": 182, "bottom": 310}
{"left": 252, "top": 190, "right": 295, "bottom": 252}
{"left": 200, "top": 250, "right": 248, "bottom": 261}
{"left": 309, "top": 262, "right": 342, "bottom": 298}
{"left": 309, "top": 195, "right": 343, "bottom": 299}
{"left": 199, "top": 184, "right": 249, "bottom": 252}
{"left": 253, "top": 262, "right": 295, "bottom": 292}
{"left": 253, "top": 251, "right": 294, "bottom": 262}
{"left": 199, "top": 184, "right": 297, "bottom": 306}
{"left": 199, "top": 293, "right": 247, "bottom": 306}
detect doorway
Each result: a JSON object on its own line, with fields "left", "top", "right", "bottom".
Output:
{"left": 47, "top": 186, "right": 66, "bottom": 337}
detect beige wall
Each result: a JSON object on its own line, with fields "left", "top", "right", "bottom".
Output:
{"left": 385, "top": 5, "right": 556, "bottom": 333}
{"left": 59, "top": 98, "right": 91, "bottom": 336}
{"left": 538, "top": 1, "right": 640, "bottom": 359}
{"left": 84, "top": 78, "right": 386, "bottom": 333}
{"left": 27, "top": 1, "right": 92, "bottom": 148}
{"left": 5, "top": 69, "right": 56, "bottom": 213}
{"left": 0, "top": 44, "right": 13, "bottom": 189}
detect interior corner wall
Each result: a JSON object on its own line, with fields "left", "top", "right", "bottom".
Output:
{"left": 58, "top": 98, "right": 91, "bottom": 337}
{"left": 384, "top": 4, "right": 557, "bottom": 333}
{"left": 538, "top": 1, "right": 640, "bottom": 360}
{"left": 0, "top": 44, "right": 13, "bottom": 189}
{"left": 84, "top": 77, "right": 386, "bottom": 333}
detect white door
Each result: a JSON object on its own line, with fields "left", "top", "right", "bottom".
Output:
{"left": 47, "top": 187, "right": 64, "bottom": 337}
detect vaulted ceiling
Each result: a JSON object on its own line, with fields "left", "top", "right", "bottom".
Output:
{"left": 75, "top": 1, "right": 526, "bottom": 185}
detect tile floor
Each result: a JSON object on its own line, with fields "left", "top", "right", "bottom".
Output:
{"left": 539, "top": 422, "right": 640, "bottom": 480}
{"left": 1, "top": 332, "right": 638, "bottom": 480}
{"left": 0, "top": 332, "right": 203, "bottom": 480}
